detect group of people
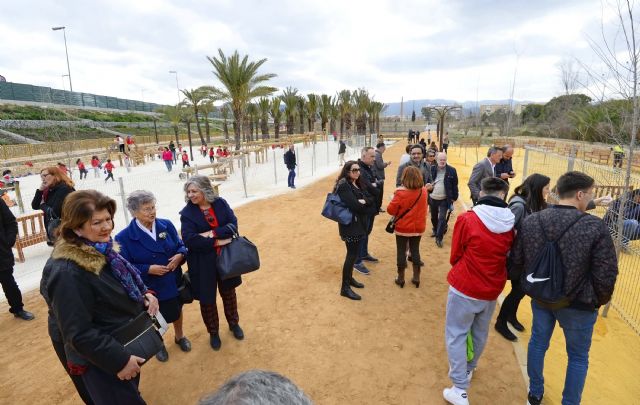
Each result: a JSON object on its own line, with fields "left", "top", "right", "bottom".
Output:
{"left": 31, "top": 174, "right": 246, "bottom": 404}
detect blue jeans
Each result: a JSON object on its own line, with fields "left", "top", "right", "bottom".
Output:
{"left": 164, "top": 160, "right": 172, "bottom": 172}
{"left": 527, "top": 301, "right": 597, "bottom": 405}
{"left": 287, "top": 168, "right": 296, "bottom": 187}
{"left": 622, "top": 219, "right": 640, "bottom": 246}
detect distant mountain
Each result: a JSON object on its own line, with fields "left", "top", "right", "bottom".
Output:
{"left": 382, "top": 99, "right": 537, "bottom": 116}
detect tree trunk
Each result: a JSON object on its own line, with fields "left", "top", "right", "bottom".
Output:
{"left": 340, "top": 118, "right": 344, "bottom": 136}
{"left": 261, "top": 116, "right": 269, "bottom": 138}
{"left": 194, "top": 110, "right": 205, "bottom": 145}
{"left": 223, "top": 120, "right": 229, "bottom": 140}
{"left": 186, "top": 121, "right": 195, "bottom": 161}
{"left": 233, "top": 114, "right": 242, "bottom": 150}
{"left": 205, "top": 118, "right": 210, "bottom": 143}
{"left": 173, "top": 125, "right": 180, "bottom": 146}
{"left": 274, "top": 119, "right": 280, "bottom": 139}
{"left": 299, "top": 112, "right": 305, "bottom": 134}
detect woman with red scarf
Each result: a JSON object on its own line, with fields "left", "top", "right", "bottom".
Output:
{"left": 32, "top": 166, "right": 75, "bottom": 245}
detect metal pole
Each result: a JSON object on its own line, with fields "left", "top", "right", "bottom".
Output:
{"left": 62, "top": 28, "right": 72, "bottom": 92}
{"left": 241, "top": 154, "right": 248, "bottom": 198}
{"left": 14, "top": 181, "right": 24, "bottom": 214}
{"left": 522, "top": 147, "right": 530, "bottom": 179}
{"left": 326, "top": 139, "right": 329, "bottom": 166}
{"left": 312, "top": 143, "right": 315, "bottom": 176}
{"left": 118, "top": 177, "right": 129, "bottom": 224}
{"left": 296, "top": 146, "right": 300, "bottom": 177}
{"left": 273, "top": 150, "right": 277, "bottom": 184}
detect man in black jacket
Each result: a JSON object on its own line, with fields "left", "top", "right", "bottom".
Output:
{"left": 511, "top": 171, "right": 618, "bottom": 405}
{"left": 0, "top": 199, "right": 34, "bottom": 320}
{"left": 283, "top": 145, "right": 297, "bottom": 189}
{"left": 354, "top": 147, "right": 381, "bottom": 275}
{"left": 429, "top": 152, "right": 459, "bottom": 248}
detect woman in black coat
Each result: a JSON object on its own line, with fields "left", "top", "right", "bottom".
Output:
{"left": 32, "top": 166, "right": 75, "bottom": 244}
{"left": 42, "top": 190, "right": 159, "bottom": 405}
{"left": 334, "top": 160, "right": 374, "bottom": 301}
{"left": 179, "top": 175, "right": 244, "bottom": 351}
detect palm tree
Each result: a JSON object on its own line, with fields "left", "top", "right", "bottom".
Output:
{"left": 352, "top": 88, "right": 370, "bottom": 134}
{"left": 306, "top": 94, "right": 318, "bottom": 132}
{"left": 318, "top": 94, "right": 332, "bottom": 132}
{"left": 281, "top": 87, "right": 298, "bottom": 135}
{"left": 297, "top": 96, "right": 306, "bottom": 133}
{"left": 159, "top": 105, "right": 182, "bottom": 146}
{"left": 181, "top": 86, "right": 213, "bottom": 145}
{"left": 337, "top": 90, "right": 352, "bottom": 136}
{"left": 329, "top": 98, "right": 340, "bottom": 134}
{"left": 367, "top": 101, "right": 385, "bottom": 135}
{"left": 207, "top": 49, "right": 277, "bottom": 149}
{"left": 200, "top": 99, "right": 216, "bottom": 143}
{"left": 221, "top": 104, "right": 230, "bottom": 140}
{"left": 269, "top": 97, "right": 283, "bottom": 139}
{"left": 258, "top": 97, "right": 270, "bottom": 139}
{"left": 179, "top": 103, "right": 196, "bottom": 160}
{"left": 246, "top": 103, "right": 258, "bottom": 141}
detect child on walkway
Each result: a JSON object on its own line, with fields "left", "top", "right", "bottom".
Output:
{"left": 443, "top": 177, "right": 514, "bottom": 405}
{"left": 182, "top": 151, "right": 190, "bottom": 168}
{"left": 76, "top": 159, "right": 88, "bottom": 179}
{"left": 91, "top": 156, "right": 101, "bottom": 178}
{"left": 104, "top": 159, "right": 115, "bottom": 182}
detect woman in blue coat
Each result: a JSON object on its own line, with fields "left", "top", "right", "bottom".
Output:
{"left": 115, "top": 190, "right": 191, "bottom": 362}
{"left": 179, "top": 175, "right": 244, "bottom": 351}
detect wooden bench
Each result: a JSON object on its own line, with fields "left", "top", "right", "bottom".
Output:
{"left": 584, "top": 148, "right": 611, "bottom": 165}
{"left": 13, "top": 211, "right": 47, "bottom": 263}
{"left": 594, "top": 185, "right": 633, "bottom": 200}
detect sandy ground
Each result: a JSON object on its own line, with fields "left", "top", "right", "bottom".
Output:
{"left": 0, "top": 141, "right": 527, "bottom": 404}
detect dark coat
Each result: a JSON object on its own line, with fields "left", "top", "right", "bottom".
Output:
{"left": 494, "top": 158, "right": 514, "bottom": 183}
{"left": 0, "top": 199, "right": 18, "bottom": 270}
{"left": 43, "top": 241, "right": 146, "bottom": 375}
{"left": 511, "top": 205, "right": 618, "bottom": 310}
{"left": 429, "top": 164, "right": 459, "bottom": 204}
{"left": 357, "top": 159, "right": 380, "bottom": 216}
{"left": 395, "top": 160, "right": 431, "bottom": 187}
{"left": 467, "top": 158, "right": 494, "bottom": 201}
{"left": 31, "top": 183, "right": 75, "bottom": 226}
{"left": 179, "top": 199, "right": 241, "bottom": 304}
{"left": 335, "top": 179, "right": 372, "bottom": 238}
{"left": 338, "top": 141, "right": 346, "bottom": 154}
{"left": 284, "top": 150, "right": 296, "bottom": 170}
{"left": 115, "top": 218, "right": 187, "bottom": 301}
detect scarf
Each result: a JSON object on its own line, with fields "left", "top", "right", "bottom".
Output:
{"left": 84, "top": 238, "right": 147, "bottom": 303}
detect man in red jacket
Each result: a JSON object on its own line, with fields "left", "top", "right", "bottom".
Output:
{"left": 443, "top": 177, "right": 514, "bottom": 405}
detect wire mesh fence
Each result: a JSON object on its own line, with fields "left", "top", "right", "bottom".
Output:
{"left": 522, "top": 146, "right": 640, "bottom": 334}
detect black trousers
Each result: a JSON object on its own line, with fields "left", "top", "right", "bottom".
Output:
{"left": 395, "top": 235, "right": 421, "bottom": 269}
{"left": 81, "top": 365, "right": 146, "bottom": 405}
{"left": 342, "top": 241, "right": 360, "bottom": 285}
{"left": 0, "top": 268, "right": 23, "bottom": 313}
{"left": 377, "top": 181, "right": 384, "bottom": 210}
{"left": 428, "top": 197, "right": 449, "bottom": 240}
{"left": 105, "top": 172, "right": 114, "bottom": 182}
{"left": 51, "top": 338, "right": 95, "bottom": 405}
{"left": 497, "top": 278, "right": 526, "bottom": 322}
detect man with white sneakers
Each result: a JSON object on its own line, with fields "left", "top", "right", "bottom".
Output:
{"left": 443, "top": 177, "right": 514, "bottom": 405}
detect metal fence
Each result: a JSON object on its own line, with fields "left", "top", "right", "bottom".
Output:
{"left": 522, "top": 146, "right": 640, "bottom": 334}
{"left": 0, "top": 81, "right": 162, "bottom": 113}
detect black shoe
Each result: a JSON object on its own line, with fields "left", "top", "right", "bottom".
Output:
{"left": 435, "top": 239, "right": 444, "bottom": 248}
{"left": 349, "top": 278, "right": 364, "bottom": 288}
{"left": 46, "top": 241, "right": 54, "bottom": 247}
{"left": 411, "top": 279, "right": 420, "bottom": 288}
{"left": 494, "top": 320, "right": 517, "bottom": 341}
{"left": 155, "top": 345, "right": 169, "bottom": 362}
{"left": 508, "top": 317, "right": 525, "bottom": 332}
{"left": 14, "top": 310, "right": 35, "bottom": 321}
{"left": 527, "top": 393, "right": 543, "bottom": 405}
{"left": 407, "top": 256, "right": 425, "bottom": 266}
{"left": 394, "top": 278, "right": 405, "bottom": 288}
{"left": 430, "top": 231, "right": 436, "bottom": 237}
{"left": 210, "top": 333, "right": 222, "bottom": 350}
{"left": 340, "top": 287, "right": 361, "bottom": 300}
{"left": 230, "top": 324, "right": 244, "bottom": 340}
{"left": 174, "top": 337, "right": 192, "bottom": 352}
{"left": 362, "top": 254, "right": 379, "bottom": 263}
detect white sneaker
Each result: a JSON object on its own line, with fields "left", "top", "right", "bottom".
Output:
{"left": 443, "top": 386, "right": 470, "bottom": 405}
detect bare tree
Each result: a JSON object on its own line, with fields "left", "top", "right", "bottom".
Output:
{"left": 558, "top": 56, "right": 581, "bottom": 95}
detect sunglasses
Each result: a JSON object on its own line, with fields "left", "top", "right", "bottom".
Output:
{"left": 350, "top": 168, "right": 360, "bottom": 173}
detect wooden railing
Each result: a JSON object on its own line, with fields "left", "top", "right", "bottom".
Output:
{"left": 13, "top": 211, "right": 47, "bottom": 262}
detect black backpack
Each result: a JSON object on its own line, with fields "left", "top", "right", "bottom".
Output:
{"left": 521, "top": 213, "right": 586, "bottom": 309}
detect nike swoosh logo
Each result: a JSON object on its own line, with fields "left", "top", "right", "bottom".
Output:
{"left": 527, "top": 274, "right": 550, "bottom": 283}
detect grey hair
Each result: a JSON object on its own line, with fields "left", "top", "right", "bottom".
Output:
{"left": 361, "top": 146, "right": 374, "bottom": 156}
{"left": 199, "top": 370, "right": 313, "bottom": 405}
{"left": 184, "top": 175, "right": 218, "bottom": 203}
{"left": 486, "top": 146, "right": 502, "bottom": 157}
{"left": 126, "top": 190, "right": 156, "bottom": 216}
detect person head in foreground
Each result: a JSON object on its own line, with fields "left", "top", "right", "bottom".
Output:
{"left": 486, "top": 146, "right": 503, "bottom": 164}
{"left": 184, "top": 175, "right": 218, "bottom": 205}
{"left": 436, "top": 152, "right": 447, "bottom": 168}
{"left": 410, "top": 144, "right": 424, "bottom": 164}
{"left": 360, "top": 146, "right": 375, "bottom": 166}
{"left": 511, "top": 173, "right": 550, "bottom": 213}
{"left": 376, "top": 142, "right": 386, "bottom": 152}
{"left": 400, "top": 165, "right": 424, "bottom": 190}
{"left": 40, "top": 166, "right": 74, "bottom": 190}
{"left": 199, "top": 370, "right": 312, "bottom": 405}
{"left": 336, "top": 160, "right": 362, "bottom": 188}
{"left": 478, "top": 177, "right": 509, "bottom": 201}
{"left": 556, "top": 170, "right": 595, "bottom": 212}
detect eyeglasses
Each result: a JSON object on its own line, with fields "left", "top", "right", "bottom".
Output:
{"left": 40, "top": 173, "right": 51, "bottom": 178}
{"left": 350, "top": 168, "right": 360, "bottom": 173}
{"left": 139, "top": 206, "right": 156, "bottom": 213}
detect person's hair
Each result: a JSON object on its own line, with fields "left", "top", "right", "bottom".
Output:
{"left": 184, "top": 175, "right": 218, "bottom": 203}
{"left": 401, "top": 166, "right": 424, "bottom": 190}
{"left": 164, "top": 147, "right": 169, "bottom": 151}
{"left": 405, "top": 144, "right": 412, "bottom": 154}
{"left": 199, "top": 370, "right": 312, "bottom": 405}
{"left": 501, "top": 144, "right": 513, "bottom": 153}
{"left": 126, "top": 190, "right": 156, "bottom": 216}
{"left": 556, "top": 171, "right": 595, "bottom": 199}
{"left": 59, "top": 190, "right": 117, "bottom": 245}
{"left": 376, "top": 142, "right": 385, "bottom": 149}
{"left": 41, "top": 166, "right": 74, "bottom": 188}
{"left": 2, "top": 169, "right": 11, "bottom": 176}
{"left": 107, "top": 159, "right": 111, "bottom": 163}
{"left": 75, "top": 158, "right": 81, "bottom": 164}
{"left": 410, "top": 144, "right": 424, "bottom": 156}
{"left": 481, "top": 177, "right": 509, "bottom": 196}
{"left": 426, "top": 149, "right": 436, "bottom": 157}
{"left": 486, "top": 146, "right": 502, "bottom": 157}
{"left": 361, "top": 146, "right": 374, "bottom": 157}
{"left": 510, "top": 174, "right": 550, "bottom": 212}
{"left": 336, "top": 160, "right": 363, "bottom": 188}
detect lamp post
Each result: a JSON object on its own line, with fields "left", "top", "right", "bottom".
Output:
{"left": 61, "top": 74, "right": 69, "bottom": 91}
{"left": 168, "top": 70, "right": 180, "bottom": 105}
{"left": 52, "top": 26, "right": 72, "bottom": 92}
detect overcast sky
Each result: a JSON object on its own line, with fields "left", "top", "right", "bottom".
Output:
{"left": 0, "top": 0, "right": 628, "bottom": 105}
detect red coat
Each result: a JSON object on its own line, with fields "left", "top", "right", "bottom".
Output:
{"left": 447, "top": 210, "right": 514, "bottom": 301}
{"left": 91, "top": 158, "right": 100, "bottom": 168}
{"left": 386, "top": 187, "right": 428, "bottom": 236}
{"left": 182, "top": 153, "right": 189, "bottom": 162}
{"left": 104, "top": 162, "right": 114, "bottom": 172}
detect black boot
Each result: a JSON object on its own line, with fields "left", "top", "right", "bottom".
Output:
{"left": 411, "top": 265, "right": 421, "bottom": 288}
{"left": 341, "top": 283, "right": 361, "bottom": 300}
{"left": 494, "top": 319, "right": 517, "bottom": 341}
{"left": 395, "top": 266, "right": 405, "bottom": 288}
{"left": 508, "top": 317, "right": 525, "bottom": 332}
{"left": 349, "top": 278, "right": 364, "bottom": 288}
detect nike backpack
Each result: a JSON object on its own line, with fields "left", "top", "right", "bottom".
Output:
{"left": 521, "top": 213, "right": 586, "bottom": 309}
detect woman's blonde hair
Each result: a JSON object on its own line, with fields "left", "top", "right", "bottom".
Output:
{"left": 401, "top": 166, "right": 424, "bottom": 190}
{"left": 41, "top": 166, "right": 74, "bottom": 188}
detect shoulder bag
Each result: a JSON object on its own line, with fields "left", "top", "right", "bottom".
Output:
{"left": 321, "top": 191, "right": 353, "bottom": 225}
{"left": 111, "top": 311, "right": 164, "bottom": 362}
{"left": 177, "top": 271, "right": 194, "bottom": 304}
{"left": 217, "top": 224, "right": 260, "bottom": 280}
{"left": 386, "top": 189, "right": 423, "bottom": 233}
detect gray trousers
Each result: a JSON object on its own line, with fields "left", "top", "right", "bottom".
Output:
{"left": 445, "top": 288, "right": 497, "bottom": 390}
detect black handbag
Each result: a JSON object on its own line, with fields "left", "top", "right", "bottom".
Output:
{"left": 177, "top": 271, "right": 194, "bottom": 304}
{"left": 217, "top": 224, "right": 260, "bottom": 280}
{"left": 111, "top": 312, "right": 164, "bottom": 362}
{"left": 385, "top": 190, "right": 423, "bottom": 234}
{"left": 45, "top": 206, "right": 61, "bottom": 241}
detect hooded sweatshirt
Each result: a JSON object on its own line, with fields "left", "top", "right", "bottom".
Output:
{"left": 447, "top": 195, "right": 515, "bottom": 301}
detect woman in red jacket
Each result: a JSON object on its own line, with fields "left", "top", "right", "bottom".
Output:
{"left": 387, "top": 166, "right": 428, "bottom": 288}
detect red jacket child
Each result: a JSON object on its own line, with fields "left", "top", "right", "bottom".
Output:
{"left": 104, "top": 161, "right": 115, "bottom": 173}
{"left": 182, "top": 152, "right": 189, "bottom": 162}
{"left": 386, "top": 187, "right": 428, "bottom": 235}
{"left": 447, "top": 197, "right": 515, "bottom": 301}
